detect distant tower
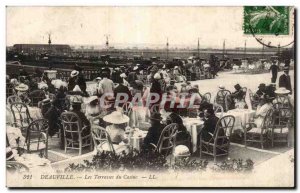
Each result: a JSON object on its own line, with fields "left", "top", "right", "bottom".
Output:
{"left": 166, "top": 38, "right": 169, "bottom": 60}
{"left": 48, "top": 33, "right": 52, "bottom": 53}
{"left": 105, "top": 35, "right": 110, "bottom": 49}
{"left": 197, "top": 38, "right": 200, "bottom": 58}
{"left": 222, "top": 40, "right": 226, "bottom": 59}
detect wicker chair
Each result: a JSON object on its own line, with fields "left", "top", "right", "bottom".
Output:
{"left": 25, "top": 119, "right": 49, "bottom": 158}
{"left": 213, "top": 103, "right": 224, "bottom": 118}
{"left": 202, "top": 92, "right": 211, "bottom": 103}
{"left": 6, "top": 83, "right": 15, "bottom": 98}
{"left": 28, "top": 90, "right": 46, "bottom": 107}
{"left": 245, "top": 109, "right": 274, "bottom": 149}
{"left": 122, "top": 102, "right": 133, "bottom": 116}
{"left": 7, "top": 95, "right": 22, "bottom": 105}
{"left": 10, "top": 102, "right": 33, "bottom": 132}
{"left": 61, "top": 112, "right": 93, "bottom": 155}
{"left": 199, "top": 115, "right": 235, "bottom": 162}
{"left": 91, "top": 125, "right": 128, "bottom": 155}
{"left": 150, "top": 123, "right": 178, "bottom": 157}
{"left": 214, "top": 89, "right": 231, "bottom": 112}
{"left": 248, "top": 89, "right": 260, "bottom": 110}
{"left": 270, "top": 107, "right": 292, "bottom": 147}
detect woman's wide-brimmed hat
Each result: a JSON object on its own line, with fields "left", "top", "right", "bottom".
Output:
{"left": 95, "top": 77, "right": 102, "bottom": 80}
{"left": 275, "top": 87, "right": 290, "bottom": 94}
{"left": 219, "top": 85, "right": 225, "bottom": 89}
{"left": 154, "top": 73, "right": 161, "bottom": 80}
{"left": 120, "top": 73, "right": 127, "bottom": 78}
{"left": 149, "top": 112, "right": 162, "bottom": 121}
{"left": 103, "top": 111, "right": 129, "bottom": 124}
{"left": 15, "top": 83, "right": 29, "bottom": 91}
{"left": 70, "top": 95, "right": 83, "bottom": 104}
{"left": 70, "top": 70, "right": 79, "bottom": 77}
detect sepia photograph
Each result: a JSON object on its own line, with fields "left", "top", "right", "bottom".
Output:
{"left": 5, "top": 6, "right": 295, "bottom": 188}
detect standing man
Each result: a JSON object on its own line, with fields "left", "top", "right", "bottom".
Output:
{"left": 97, "top": 72, "right": 114, "bottom": 96}
{"left": 279, "top": 67, "right": 292, "bottom": 94}
{"left": 270, "top": 59, "right": 279, "bottom": 83}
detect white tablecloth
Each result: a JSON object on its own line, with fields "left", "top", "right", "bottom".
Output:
{"left": 182, "top": 117, "right": 204, "bottom": 153}
{"left": 129, "top": 106, "right": 151, "bottom": 129}
{"left": 7, "top": 106, "right": 42, "bottom": 126}
{"left": 7, "top": 125, "right": 26, "bottom": 149}
{"left": 51, "top": 79, "right": 67, "bottom": 89}
{"left": 222, "top": 109, "right": 255, "bottom": 132}
{"left": 86, "top": 82, "right": 98, "bottom": 96}
{"left": 125, "top": 129, "right": 147, "bottom": 152}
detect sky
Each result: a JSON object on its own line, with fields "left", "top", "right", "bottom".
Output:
{"left": 6, "top": 6, "right": 294, "bottom": 49}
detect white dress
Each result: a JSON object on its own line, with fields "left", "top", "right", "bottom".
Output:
{"left": 254, "top": 103, "right": 273, "bottom": 128}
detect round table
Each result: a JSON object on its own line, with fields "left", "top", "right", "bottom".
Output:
{"left": 125, "top": 129, "right": 147, "bottom": 152}
{"left": 182, "top": 117, "right": 204, "bottom": 153}
{"left": 222, "top": 109, "right": 256, "bottom": 132}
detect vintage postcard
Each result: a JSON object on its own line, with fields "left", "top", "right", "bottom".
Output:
{"left": 6, "top": 6, "right": 295, "bottom": 188}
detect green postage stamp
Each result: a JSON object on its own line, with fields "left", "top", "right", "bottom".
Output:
{"left": 244, "top": 6, "right": 290, "bottom": 35}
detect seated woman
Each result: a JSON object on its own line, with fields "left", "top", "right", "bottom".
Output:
{"left": 142, "top": 113, "right": 164, "bottom": 152}
{"left": 229, "top": 84, "right": 246, "bottom": 109}
{"left": 70, "top": 96, "right": 91, "bottom": 138}
{"left": 166, "top": 112, "right": 191, "bottom": 147}
{"left": 15, "top": 83, "right": 31, "bottom": 105}
{"left": 85, "top": 96, "right": 101, "bottom": 123}
{"left": 103, "top": 111, "right": 129, "bottom": 145}
{"left": 247, "top": 95, "right": 273, "bottom": 130}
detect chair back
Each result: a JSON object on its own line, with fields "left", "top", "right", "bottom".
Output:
{"left": 249, "top": 89, "right": 259, "bottom": 110}
{"left": 274, "top": 95, "right": 292, "bottom": 109}
{"left": 91, "top": 125, "right": 116, "bottom": 154}
{"left": 61, "top": 112, "right": 83, "bottom": 142}
{"left": 122, "top": 102, "right": 133, "bottom": 116}
{"left": 25, "top": 119, "right": 49, "bottom": 156}
{"left": 260, "top": 108, "right": 274, "bottom": 134}
{"left": 215, "top": 89, "right": 231, "bottom": 110}
{"left": 10, "top": 102, "right": 33, "bottom": 129}
{"left": 202, "top": 92, "right": 211, "bottom": 103}
{"left": 213, "top": 103, "right": 224, "bottom": 117}
{"left": 7, "top": 95, "right": 22, "bottom": 105}
{"left": 28, "top": 90, "right": 46, "bottom": 107}
{"left": 272, "top": 106, "right": 292, "bottom": 128}
{"left": 6, "top": 83, "right": 15, "bottom": 98}
{"left": 214, "top": 115, "right": 235, "bottom": 145}
{"left": 48, "top": 93, "right": 56, "bottom": 101}
{"left": 156, "top": 123, "right": 178, "bottom": 156}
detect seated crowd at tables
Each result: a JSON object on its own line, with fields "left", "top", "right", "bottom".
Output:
{"left": 6, "top": 63, "right": 293, "bottom": 158}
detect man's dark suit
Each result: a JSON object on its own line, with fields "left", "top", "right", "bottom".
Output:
{"left": 114, "top": 84, "right": 132, "bottom": 106}
{"left": 142, "top": 122, "right": 163, "bottom": 151}
{"left": 279, "top": 74, "right": 292, "bottom": 94}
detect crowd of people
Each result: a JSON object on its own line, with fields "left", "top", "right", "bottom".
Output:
{"left": 6, "top": 57, "right": 293, "bottom": 157}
